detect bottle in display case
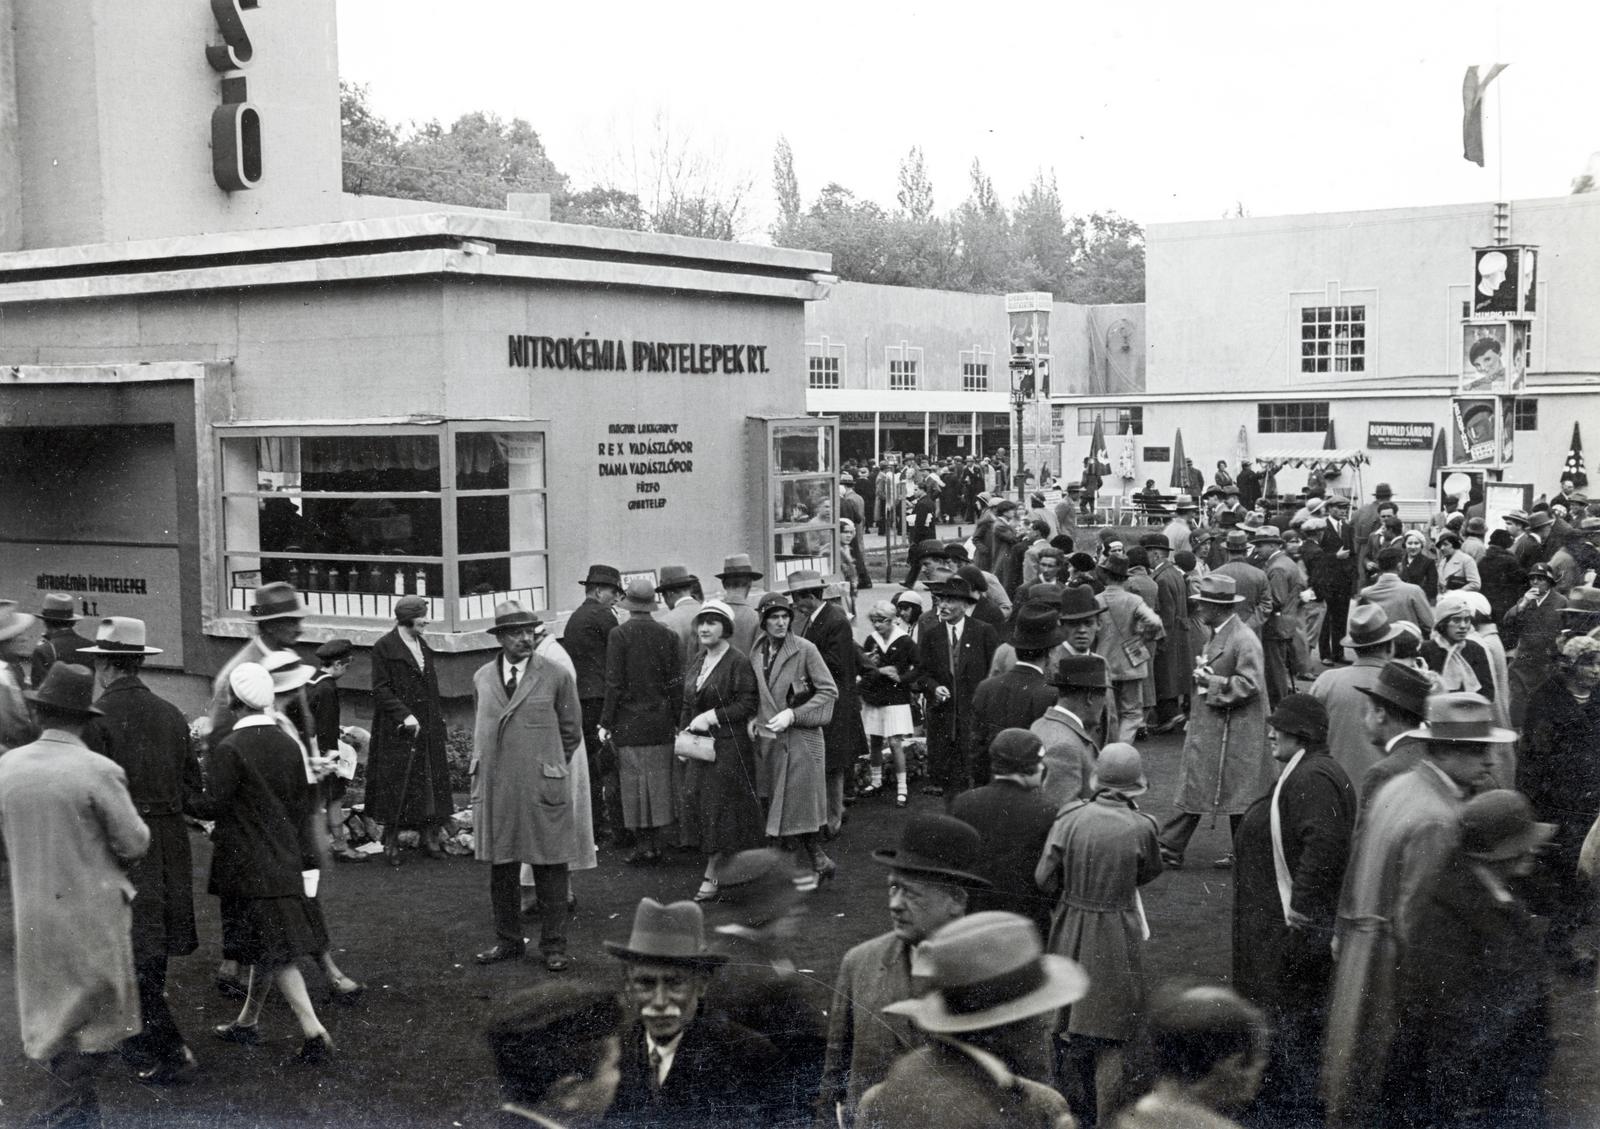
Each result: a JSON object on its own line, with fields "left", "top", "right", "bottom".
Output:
{"left": 415, "top": 566, "right": 428, "bottom": 597}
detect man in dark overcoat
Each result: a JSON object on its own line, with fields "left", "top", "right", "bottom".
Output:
{"left": 967, "top": 604, "right": 1059, "bottom": 786}
{"left": 563, "top": 564, "right": 624, "bottom": 843}
{"left": 80, "top": 618, "right": 202, "bottom": 1084}
{"left": 1232, "top": 693, "right": 1355, "bottom": 1128}
{"left": 1144, "top": 533, "right": 1190, "bottom": 730}
{"left": 949, "top": 730, "right": 1059, "bottom": 939}
{"left": 1310, "top": 496, "right": 1357, "bottom": 663}
{"left": 911, "top": 576, "right": 1000, "bottom": 799}
{"left": 790, "top": 570, "right": 868, "bottom": 831}
{"left": 1502, "top": 561, "right": 1568, "bottom": 727}
{"left": 29, "top": 592, "right": 92, "bottom": 687}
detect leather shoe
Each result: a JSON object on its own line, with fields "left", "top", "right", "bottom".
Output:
{"left": 475, "top": 941, "right": 526, "bottom": 965}
{"left": 135, "top": 1046, "right": 197, "bottom": 1085}
{"left": 290, "top": 1032, "right": 334, "bottom": 1066}
{"left": 213, "top": 1022, "right": 259, "bottom": 1046}
{"left": 543, "top": 952, "right": 572, "bottom": 972}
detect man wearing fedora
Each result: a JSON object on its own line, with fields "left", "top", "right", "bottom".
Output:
{"left": 1308, "top": 603, "right": 1404, "bottom": 787}
{"left": 1503, "top": 561, "right": 1568, "bottom": 727}
{"left": 1254, "top": 526, "right": 1301, "bottom": 708}
{"left": 951, "top": 729, "right": 1061, "bottom": 939}
{"left": 564, "top": 564, "right": 625, "bottom": 846}
{"left": 790, "top": 569, "right": 869, "bottom": 834}
{"left": 1093, "top": 554, "right": 1164, "bottom": 745}
{"left": 1231, "top": 693, "right": 1355, "bottom": 1127}
{"left": 859, "top": 912, "right": 1086, "bottom": 1129}
{"left": 0, "top": 663, "right": 149, "bottom": 1126}
{"left": 1159, "top": 574, "right": 1270, "bottom": 870}
{"left": 821, "top": 814, "right": 993, "bottom": 1126}
{"left": 1035, "top": 741, "right": 1163, "bottom": 1124}
{"left": 1031, "top": 653, "right": 1111, "bottom": 808}
{"left": 1213, "top": 528, "right": 1272, "bottom": 635}
{"left": 1383, "top": 790, "right": 1556, "bottom": 1127}
{"left": 708, "top": 553, "right": 764, "bottom": 654}
{"left": 484, "top": 980, "right": 625, "bottom": 1129}
{"left": 78, "top": 618, "right": 204, "bottom": 1084}
{"left": 30, "top": 592, "right": 92, "bottom": 688}
{"left": 473, "top": 601, "right": 583, "bottom": 970}
{"left": 600, "top": 579, "right": 684, "bottom": 866}
{"left": 1351, "top": 482, "right": 1392, "bottom": 575}
{"left": 1347, "top": 660, "right": 1434, "bottom": 809}
{"left": 653, "top": 564, "right": 703, "bottom": 665}
{"left": 204, "top": 580, "right": 310, "bottom": 740}
{"left": 968, "top": 604, "right": 1060, "bottom": 787}
{"left": 0, "top": 600, "right": 39, "bottom": 749}
{"left": 1144, "top": 533, "right": 1190, "bottom": 733}
{"left": 1322, "top": 692, "right": 1509, "bottom": 1129}
{"left": 911, "top": 575, "right": 999, "bottom": 799}
{"left": 603, "top": 898, "right": 780, "bottom": 1127}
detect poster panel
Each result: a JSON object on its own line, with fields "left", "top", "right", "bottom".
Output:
{"left": 1460, "top": 320, "right": 1527, "bottom": 393}
{"left": 0, "top": 543, "right": 184, "bottom": 666}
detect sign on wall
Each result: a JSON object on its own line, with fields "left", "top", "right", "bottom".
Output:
{"left": 1366, "top": 421, "right": 1435, "bottom": 450}
{"left": 1143, "top": 446, "right": 1171, "bottom": 462}
{"left": 0, "top": 543, "right": 184, "bottom": 666}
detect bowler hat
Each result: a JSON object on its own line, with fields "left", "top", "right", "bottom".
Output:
{"left": 315, "top": 638, "right": 354, "bottom": 663}
{"left": 693, "top": 598, "right": 736, "bottom": 636}
{"left": 1250, "top": 525, "right": 1284, "bottom": 544}
{"left": 1141, "top": 532, "right": 1172, "bottom": 551}
{"left": 711, "top": 849, "right": 806, "bottom": 927}
{"left": 657, "top": 564, "right": 698, "bottom": 592}
{"left": 1194, "top": 574, "right": 1245, "bottom": 605}
{"left": 882, "top": 912, "right": 1088, "bottom": 1035}
{"left": 1027, "top": 582, "right": 1066, "bottom": 605}
{"left": 1051, "top": 652, "right": 1109, "bottom": 690}
{"left": 1356, "top": 660, "right": 1433, "bottom": 723}
{"left": 714, "top": 553, "right": 763, "bottom": 581}
{"left": 578, "top": 564, "right": 623, "bottom": 590}
{"left": 872, "top": 814, "right": 992, "bottom": 887}
{"left": 784, "top": 570, "right": 827, "bottom": 596}
{"left": 621, "top": 577, "right": 659, "bottom": 612}
{"left": 1459, "top": 790, "right": 1555, "bottom": 862}
{"left": 955, "top": 565, "right": 989, "bottom": 594}
{"left": 1090, "top": 742, "right": 1147, "bottom": 796}
{"left": 927, "top": 576, "right": 980, "bottom": 604}
{"left": 756, "top": 591, "right": 794, "bottom": 620}
{"left": 1010, "top": 604, "right": 1060, "bottom": 651}
{"left": 1340, "top": 603, "right": 1402, "bottom": 649}
{"left": 1098, "top": 553, "right": 1131, "bottom": 579}
{"left": 988, "top": 728, "right": 1045, "bottom": 774}
{"left": 0, "top": 601, "right": 36, "bottom": 643}
{"left": 603, "top": 898, "right": 727, "bottom": 968}
{"left": 38, "top": 593, "right": 81, "bottom": 623}
{"left": 487, "top": 601, "right": 542, "bottom": 634}
{"left": 80, "top": 616, "right": 163, "bottom": 655}
{"left": 1268, "top": 693, "right": 1329, "bottom": 746}
{"left": 260, "top": 649, "right": 315, "bottom": 694}
{"left": 1402, "top": 691, "right": 1517, "bottom": 744}
{"left": 1374, "top": 483, "right": 1393, "bottom": 499}
{"left": 249, "top": 582, "right": 308, "bottom": 621}
{"left": 23, "top": 662, "right": 102, "bottom": 717}
{"left": 1058, "top": 585, "right": 1105, "bottom": 622}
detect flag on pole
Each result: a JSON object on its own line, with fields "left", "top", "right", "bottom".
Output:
{"left": 1566, "top": 422, "right": 1587, "bottom": 488}
{"left": 1428, "top": 427, "right": 1448, "bottom": 488}
{"left": 1462, "top": 64, "right": 1508, "bottom": 167}
{"left": 1322, "top": 420, "right": 1337, "bottom": 450}
{"left": 1170, "top": 428, "right": 1188, "bottom": 490}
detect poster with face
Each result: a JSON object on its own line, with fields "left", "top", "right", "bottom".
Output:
{"left": 1451, "top": 397, "right": 1499, "bottom": 465}
{"left": 1460, "top": 320, "right": 1526, "bottom": 393}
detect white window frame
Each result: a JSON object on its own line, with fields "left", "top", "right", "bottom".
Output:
{"left": 959, "top": 345, "right": 994, "bottom": 392}
{"left": 806, "top": 335, "right": 846, "bottom": 389}
{"left": 1288, "top": 283, "right": 1377, "bottom": 381}
{"left": 885, "top": 341, "right": 923, "bottom": 391}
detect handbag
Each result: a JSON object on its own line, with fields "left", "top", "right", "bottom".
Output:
{"left": 674, "top": 730, "right": 717, "bottom": 763}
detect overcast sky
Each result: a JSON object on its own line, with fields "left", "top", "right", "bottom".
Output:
{"left": 336, "top": 0, "right": 1600, "bottom": 238}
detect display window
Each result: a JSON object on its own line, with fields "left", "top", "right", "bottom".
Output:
{"left": 764, "top": 420, "right": 839, "bottom": 580}
{"left": 218, "top": 423, "right": 548, "bottom": 629}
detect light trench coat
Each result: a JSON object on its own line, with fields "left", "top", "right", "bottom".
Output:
{"left": 1173, "top": 613, "right": 1272, "bottom": 816}
{"left": 750, "top": 631, "right": 837, "bottom": 838}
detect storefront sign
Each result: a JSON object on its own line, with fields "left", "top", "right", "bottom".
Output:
{"left": 508, "top": 335, "right": 769, "bottom": 374}
{"left": 597, "top": 422, "right": 695, "bottom": 511}
{"left": 0, "top": 543, "right": 184, "bottom": 666}
{"left": 208, "top": 0, "right": 263, "bottom": 192}
{"left": 1366, "top": 421, "right": 1435, "bottom": 450}
{"left": 1143, "top": 446, "right": 1171, "bottom": 462}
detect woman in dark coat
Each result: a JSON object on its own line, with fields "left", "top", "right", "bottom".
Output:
{"left": 207, "top": 664, "right": 334, "bottom": 1063}
{"left": 1400, "top": 531, "right": 1438, "bottom": 601}
{"left": 364, "top": 597, "right": 451, "bottom": 865}
{"left": 679, "top": 599, "right": 764, "bottom": 902}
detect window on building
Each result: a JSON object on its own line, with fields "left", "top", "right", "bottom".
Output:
{"left": 1076, "top": 406, "right": 1144, "bottom": 436}
{"left": 219, "top": 424, "right": 548, "bottom": 629}
{"left": 1514, "top": 398, "right": 1538, "bottom": 431}
{"left": 1257, "top": 401, "right": 1331, "bottom": 433}
{"left": 889, "top": 359, "right": 918, "bottom": 391}
{"left": 962, "top": 362, "right": 989, "bottom": 392}
{"left": 808, "top": 355, "right": 841, "bottom": 389}
{"left": 1299, "top": 305, "right": 1366, "bottom": 374}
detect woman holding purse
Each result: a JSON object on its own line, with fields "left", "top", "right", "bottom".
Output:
{"left": 748, "top": 592, "right": 839, "bottom": 885}
{"left": 679, "top": 599, "right": 764, "bottom": 903}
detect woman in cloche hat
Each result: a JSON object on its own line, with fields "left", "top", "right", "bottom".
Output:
{"left": 365, "top": 595, "right": 452, "bottom": 866}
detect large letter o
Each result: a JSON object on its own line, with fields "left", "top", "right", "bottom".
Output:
{"left": 212, "top": 102, "right": 263, "bottom": 191}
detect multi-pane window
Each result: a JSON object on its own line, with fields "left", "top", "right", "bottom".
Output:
{"left": 962, "top": 362, "right": 989, "bottom": 392}
{"left": 808, "top": 355, "right": 841, "bottom": 389}
{"left": 889, "top": 359, "right": 918, "bottom": 391}
{"left": 219, "top": 425, "right": 548, "bottom": 628}
{"left": 1258, "top": 401, "right": 1331, "bottom": 433}
{"left": 1514, "top": 398, "right": 1538, "bottom": 431}
{"left": 1076, "top": 406, "right": 1144, "bottom": 435}
{"left": 1300, "top": 305, "right": 1366, "bottom": 373}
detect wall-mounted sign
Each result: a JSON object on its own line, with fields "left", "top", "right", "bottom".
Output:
{"left": 1143, "top": 446, "right": 1171, "bottom": 462}
{"left": 1472, "top": 245, "right": 1537, "bottom": 316}
{"left": 208, "top": 0, "right": 263, "bottom": 192}
{"left": 1366, "top": 421, "right": 1435, "bottom": 450}
{"left": 508, "top": 335, "right": 770, "bottom": 374}
{"left": 0, "top": 543, "right": 184, "bottom": 667}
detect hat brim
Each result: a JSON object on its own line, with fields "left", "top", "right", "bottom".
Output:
{"left": 21, "top": 690, "right": 103, "bottom": 717}
{"left": 714, "top": 570, "right": 764, "bottom": 581}
{"left": 621, "top": 597, "right": 659, "bottom": 612}
{"left": 487, "top": 619, "right": 544, "bottom": 634}
{"left": 1355, "top": 685, "right": 1426, "bottom": 721}
{"left": 1058, "top": 607, "right": 1105, "bottom": 621}
{"left": 881, "top": 955, "right": 1089, "bottom": 1034}
{"left": 251, "top": 607, "right": 308, "bottom": 621}
{"left": 0, "top": 613, "right": 37, "bottom": 642}
{"left": 39, "top": 610, "right": 82, "bottom": 622}
{"left": 601, "top": 942, "right": 727, "bottom": 968}
{"left": 1195, "top": 594, "right": 1246, "bottom": 605}
{"left": 1089, "top": 773, "right": 1148, "bottom": 796}
{"left": 1340, "top": 624, "right": 1404, "bottom": 649}
{"left": 1399, "top": 722, "right": 1520, "bottom": 745}
{"left": 270, "top": 668, "right": 315, "bottom": 694}
{"left": 871, "top": 849, "right": 993, "bottom": 888}
{"left": 80, "top": 644, "right": 164, "bottom": 655}
{"left": 1466, "top": 821, "right": 1557, "bottom": 862}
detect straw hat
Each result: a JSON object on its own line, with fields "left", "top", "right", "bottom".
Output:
{"left": 79, "top": 616, "right": 163, "bottom": 655}
{"left": 1402, "top": 692, "right": 1517, "bottom": 744}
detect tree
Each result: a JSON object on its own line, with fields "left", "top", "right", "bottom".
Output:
{"left": 582, "top": 110, "right": 754, "bottom": 240}
{"left": 772, "top": 136, "right": 803, "bottom": 236}
{"left": 1011, "top": 171, "right": 1073, "bottom": 293}
{"left": 895, "top": 147, "right": 935, "bottom": 223}
{"left": 952, "top": 159, "right": 1016, "bottom": 292}
{"left": 1062, "top": 211, "right": 1145, "bottom": 304}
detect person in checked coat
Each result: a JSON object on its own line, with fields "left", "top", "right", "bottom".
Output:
{"left": 1231, "top": 693, "right": 1355, "bottom": 1128}
{"left": 471, "top": 602, "right": 583, "bottom": 972}
{"left": 1158, "top": 573, "right": 1272, "bottom": 869}
{"left": 0, "top": 663, "right": 149, "bottom": 1127}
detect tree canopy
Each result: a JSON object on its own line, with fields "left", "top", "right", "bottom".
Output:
{"left": 770, "top": 141, "right": 1144, "bottom": 303}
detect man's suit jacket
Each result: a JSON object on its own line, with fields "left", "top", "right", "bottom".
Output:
{"left": 606, "top": 1013, "right": 781, "bottom": 1129}
{"left": 1215, "top": 558, "right": 1273, "bottom": 633}
{"left": 1030, "top": 704, "right": 1100, "bottom": 808}
{"left": 1263, "top": 551, "right": 1304, "bottom": 641}
{"left": 800, "top": 600, "right": 869, "bottom": 773}
{"left": 969, "top": 664, "right": 1056, "bottom": 778}
{"left": 1357, "top": 573, "right": 1435, "bottom": 633}
{"left": 912, "top": 617, "right": 1000, "bottom": 740}
{"left": 561, "top": 597, "right": 618, "bottom": 701}
{"left": 1311, "top": 518, "right": 1357, "bottom": 598}
{"left": 951, "top": 779, "right": 1059, "bottom": 939}
{"left": 599, "top": 613, "right": 684, "bottom": 746}
{"left": 820, "top": 931, "right": 926, "bottom": 1127}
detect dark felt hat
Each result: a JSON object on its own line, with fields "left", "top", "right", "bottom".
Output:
{"left": 943, "top": 542, "right": 972, "bottom": 564}
{"left": 24, "top": 662, "right": 102, "bottom": 717}
{"left": 1356, "top": 660, "right": 1434, "bottom": 723}
{"left": 315, "top": 638, "right": 354, "bottom": 663}
{"left": 872, "top": 814, "right": 992, "bottom": 887}
{"left": 928, "top": 576, "right": 980, "bottom": 604}
{"left": 1341, "top": 603, "right": 1402, "bottom": 649}
{"left": 657, "top": 564, "right": 698, "bottom": 591}
{"left": 1268, "top": 692, "right": 1329, "bottom": 746}
{"left": 487, "top": 601, "right": 542, "bottom": 634}
{"left": 714, "top": 553, "right": 763, "bottom": 581}
{"left": 1140, "top": 532, "right": 1172, "bottom": 551}
{"left": 914, "top": 539, "right": 950, "bottom": 562}
{"left": 603, "top": 898, "right": 727, "bottom": 968}
{"left": 579, "top": 564, "right": 623, "bottom": 590}
{"left": 485, "top": 982, "right": 624, "bottom": 1103}
{"left": 38, "top": 593, "right": 81, "bottom": 623}
{"left": 988, "top": 729, "right": 1045, "bottom": 774}
{"left": 1052, "top": 652, "right": 1109, "bottom": 689}
{"left": 711, "top": 849, "right": 806, "bottom": 927}
{"left": 1010, "top": 603, "right": 1060, "bottom": 651}
{"left": 1058, "top": 585, "right": 1105, "bottom": 622}
{"left": 1459, "top": 790, "right": 1556, "bottom": 862}
{"left": 1098, "top": 553, "right": 1131, "bottom": 579}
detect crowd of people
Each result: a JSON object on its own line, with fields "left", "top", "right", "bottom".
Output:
{"left": 2, "top": 461, "right": 1599, "bottom": 1128}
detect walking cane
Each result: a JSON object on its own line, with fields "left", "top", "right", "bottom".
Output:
{"left": 383, "top": 722, "right": 424, "bottom": 861}
{"left": 1209, "top": 707, "right": 1231, "bottom": 830}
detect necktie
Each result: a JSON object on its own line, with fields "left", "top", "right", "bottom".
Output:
{"left": 948, "top": 626, "right": 959, "bottom": 676}
{"left": 647, "top": 1045, "right": 663, "bottom": 1091}
{"left": 505, "top": 664, "right": 518, "bottom": 698}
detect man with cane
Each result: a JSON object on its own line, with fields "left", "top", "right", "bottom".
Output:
{"left": 1158, "top": 574, "right": 1272, "bottom": 869}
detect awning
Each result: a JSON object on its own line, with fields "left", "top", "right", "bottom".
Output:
{"left": 1254, "top": 448, "right": 1371, "bottom": 468}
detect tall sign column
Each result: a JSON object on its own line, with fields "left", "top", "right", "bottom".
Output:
{"left": 1006, "top": 292, "right": 1052, "bottom": 499}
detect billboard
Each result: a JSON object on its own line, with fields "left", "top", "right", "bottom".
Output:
{"left": 1460, "top": 319, "right": 1527, "bottom": 393}
{"left": 1450, "top": 397, "right": 1509, "bottom": 466}
{"left": 1472, "top": 245, "right": 1538, "bottom": 316}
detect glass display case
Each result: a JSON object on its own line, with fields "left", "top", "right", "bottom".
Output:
{"left": 749, "top": 416, "right": 840, "bottom": 583}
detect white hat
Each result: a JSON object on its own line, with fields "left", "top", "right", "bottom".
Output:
{"left": 260, "top": 649, "right": 315, "bottom": 694}
{"left": 229, "top": 663, "right": 275, "bottom": 710}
